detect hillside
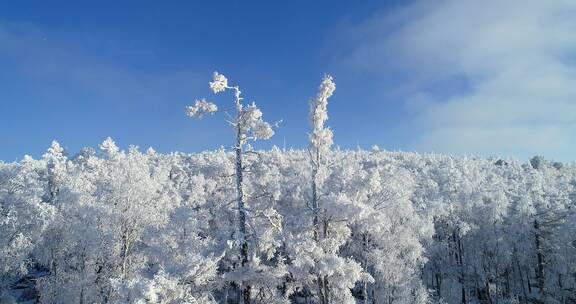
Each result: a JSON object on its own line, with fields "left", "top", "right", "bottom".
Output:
{"left": 1, "top": 140, "right": 575, "bottom": 303}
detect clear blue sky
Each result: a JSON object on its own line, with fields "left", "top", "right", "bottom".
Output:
{"left": 1, "top": 0, "right": 575, "bottom": 162}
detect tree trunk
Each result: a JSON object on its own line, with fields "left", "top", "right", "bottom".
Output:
{"left": 456, "top": 233, "right": 467, "bottom": 304}
{"left": 311, "top": 150, "right": 320, "bottom": 242}
{"left": 534, "top": 220, "right": 546, "bottom": 298}
{"left": 515, "top": 257, "right": 528, "bottom": 304}
{"left": 311, "top": 149, "right": 329, "bottom": 304}
{"left": 363, "top": 281, "right": 368, "bottom": 304}
{"left": 120, "top": 223, "right": 131, "bottom": 280}
{"left": 235, "top": 125, "right": 251, "bottom": 304}
{"left": 436, "top": 273, "right": 442, "bottom": 298}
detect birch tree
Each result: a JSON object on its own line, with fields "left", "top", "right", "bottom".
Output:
{"left": 186, "top": 72, "right": 275, "bottom": 303}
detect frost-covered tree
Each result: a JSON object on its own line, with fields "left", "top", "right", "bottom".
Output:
{"left": 0, "top": 156, "right": 56, "bottom": 295}
{"left": 287, "top": 75, "right": 374, "bottom": 304}
{"left": 2, "top": 145, "right": 576, "bottom": 303}
{"left": 308, "top": 75, "right": 336, "bottom": 304}
{"left": 33, "top": 138, "right": 223, "bottom": 303}
{"left": 308, "top": 74, "right": 335, "bottom": 245}
{"left": 186, "top": 72, "right": 275, "bottom": 303}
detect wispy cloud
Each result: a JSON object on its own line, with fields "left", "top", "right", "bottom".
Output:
{"left": 339, "top": 0, "right": 576, "bottom": 161}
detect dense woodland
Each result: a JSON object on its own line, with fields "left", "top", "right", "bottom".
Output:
{"left": 1, "top": 74, "right": 575, "bottom": 303}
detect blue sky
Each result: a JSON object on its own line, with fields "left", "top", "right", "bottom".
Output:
{"left": 1, "top": 0, "right": 576, "bottom": 162}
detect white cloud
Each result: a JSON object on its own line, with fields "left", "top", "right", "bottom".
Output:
{"left": 341, "top": 0, "right": 576, "bottom": 161}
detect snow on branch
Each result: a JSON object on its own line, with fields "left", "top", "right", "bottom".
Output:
{"left": 186, "top": 98, "right": 218, "bottom": 119}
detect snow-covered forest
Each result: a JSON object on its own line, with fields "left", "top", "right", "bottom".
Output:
{"left": 2, "top": 74, "right": 576, "bottom": 304}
